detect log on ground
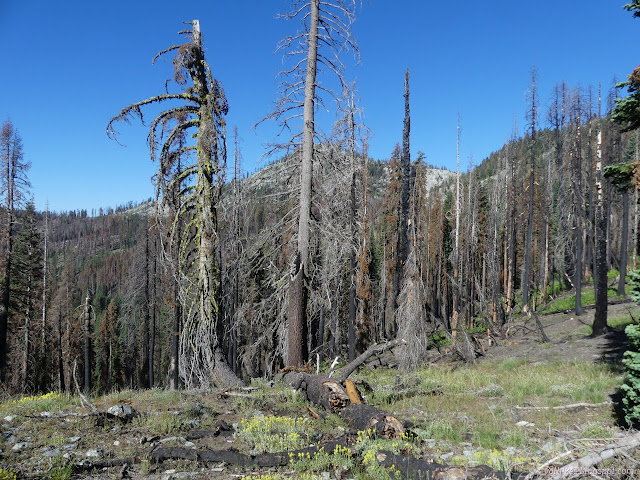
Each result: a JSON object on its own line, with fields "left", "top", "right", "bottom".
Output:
{"left": 340, "top": 404, "right": 406, "bottom": 439}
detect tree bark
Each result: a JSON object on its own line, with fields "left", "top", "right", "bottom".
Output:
{"left": 522, "top": 69, "right": 537, "bottom": 312}
{"left": 83, "top": 295, "right": 92, "bottom": 394}
{"left": 288, "top": 0, "right": 319, "bottom": 367}
{"left": 593, "top": 129, "right": 608, "bottom": 336}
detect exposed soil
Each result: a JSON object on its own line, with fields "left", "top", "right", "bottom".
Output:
{"left": 482, "top": 300, "right": 636, "bottom": 366}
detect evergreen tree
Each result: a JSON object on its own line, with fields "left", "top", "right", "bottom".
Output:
{"left": 0, "top": 119, "right": 30, "bottom": 384}
{"left": 10, "top": 201, "right": 42, "bottom": 392}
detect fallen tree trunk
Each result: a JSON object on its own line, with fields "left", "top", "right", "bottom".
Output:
{"left": 281, "top": 337, "right": 408, "bottom": 439}
{"left": 340, "top": 404, "right": 406, "bottom": 439}
{"left": 149, "top": 443, "right": 510, "bottom": 479}
{"left": 547, "top": 431, "right": 640, "bottom": 480}
{"left": 150, "top": 439, "right": 348, "bottom": 468}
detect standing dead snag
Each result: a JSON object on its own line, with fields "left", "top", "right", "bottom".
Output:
{"left": 107, "top": 20, "right": 240, "bottom": 388}
{"left": 261, "top": 0, "right": 359, "bottom": 367}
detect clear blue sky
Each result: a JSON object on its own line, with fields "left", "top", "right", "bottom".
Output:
{"left": 0, "top": 0, "right": 637, "bottom": 213}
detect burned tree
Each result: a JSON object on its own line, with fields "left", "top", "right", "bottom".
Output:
{"left": 108, "top": 20, "right": 240, "bottom": 388}
{"left": 262, "top": 0, "right": 359, "bottom": 366}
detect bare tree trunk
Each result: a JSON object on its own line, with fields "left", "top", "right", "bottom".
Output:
{"left": 143, "top": 225, "right": 151, "bottom": 387}
{"left": 573, "top": 109, "right": 584, "bottom": 316}
{"left": 522, "top": 69, "right": 537, "bottom": 312}
{"left": 288, "top": 0, "right": 319, "bottom": 367}
{"left": 348, "top": 110, "right": 357, "bottom": 362}
{"left": 593, "top": 129, "right": 608, "bottom": 336}
{"left": 399, "top": 69, "right": 411, "bottom": 269}
{"left": 452, "top": 118, "right": 462, "bottom": 333}
{"left": 168, "top": 280, "right": 180, "bottom": 390}
{"left": 83, "top": 295, "right": 92, "bottom": 394}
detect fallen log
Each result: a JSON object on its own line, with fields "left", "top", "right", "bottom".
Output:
{"left": 547, "top": 430, "right": 640, "bottom": 480}
{"left": 283, "top": 372, "right": 350, "bottom": 413}
{"left": 150, "top": 439, "right": 348, "bottom": 468}
{"left": 376, "top": 450, "right": 512, "bottom": 479}
{"left": 514, "top": 401, "right": 612, "bottom": 411}
{"left": 340, "top": 404, "right": 406, "bottom": 439}
{"left": 149, "top": 443, "right": 511, "bottom": 479}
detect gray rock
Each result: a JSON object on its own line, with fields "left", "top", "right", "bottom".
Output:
{"left": 11, "top": 442, "right": 30, "bottom": 451}
{"left": 43, "top": 448, "right": 62, "bottom": 457}
{"left": 516, "top": 420, "right": 535, "bottom": 427}
{"left": 107, "top": 404, "right": 136, "bottom": 419}
{"left": 68, "top": 436, "right": 81, "bottom": 443}
{"left": 85, "top": 448, "right": 103, "bottom": 458}
{"left": 440, "top": 452, "right": 454, "bottom": 461}
{"left": 183, "top": 441, "right": 196, "bottom": 448}
{"left": 541, "top": 440, "right": 560, "bottom": 453}
{"left": 62, "top": 443, "right": 77, "bottom": 451}
{"left": 505, "top": 447, "right": 517, "bottom": 456}
{"left": 2, "top": 415, "right": 15, "bottom": 422}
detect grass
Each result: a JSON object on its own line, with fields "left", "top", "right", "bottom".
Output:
{"left": 539, "top": 287, "right": 624, "bottom": 315}
{"left": 0, "top": 392, "right": 77, "bottom": 417}
{"left": 354, "top": 357, "right": 623, "bottom": 469}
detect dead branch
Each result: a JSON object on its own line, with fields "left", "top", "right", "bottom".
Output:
{"left": 514, "top": 401, "right": 612, "bottom": 411}
{"left": 72, "top": 359, "right": 98, "bottom": 413}
{"left": 523, "top": 450, "right": 575, "bottom": 480}
{"left": 336, "top": 338, "right": 406, "bottom": 382}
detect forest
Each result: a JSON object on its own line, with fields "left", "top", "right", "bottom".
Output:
{"left": 1, "top": 1, "right": 640, "bottom": 478}
{"left": 0, "top": 6, "right": 637, "bottom": 394}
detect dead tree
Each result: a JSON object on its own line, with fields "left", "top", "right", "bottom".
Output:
{"left": 261, "top": 0, "right": 359, "bottom": 366}
{"left": 522, "top": 67, "right": 538, "bottom": 312}
{"left": 108, "top": 20, "right": 241, "bottom": 388}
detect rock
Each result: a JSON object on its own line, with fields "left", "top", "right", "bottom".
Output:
{"left": 68, "top": 436, "right": 81, "bottom": 443}
{"left": 85, "top": 448, "right": 103, "bottom": 458}
{"left": 160, "top": 436, "right": 185, "bottom": 443}
{"left": 62, "top": 443, "right": 77, "bottom": 451}
{"left": 183, "top": 441, "right": 195, "bottom": 448}
{"left": 2, "top": 433, "right": 17, "bottom": 443}
{"left": 3, "top": 415, "right": 15, "bottom": 422}
{"left": 107, "top": 404, "right": 136, "bottom": 420}
{"left": 11, "top": 442, "right": 30, "bottom": 451}
{"left": 440, "top": 452, "right": 454, "bottom": 461}
{"left": 113, "top": 440, "right": 120, "bottom": 446}
{"left": 516, "top": 421, "right": 534, "bottom": 427}
{"left": 43, "top": 448, "right": 62, "bottom": 457}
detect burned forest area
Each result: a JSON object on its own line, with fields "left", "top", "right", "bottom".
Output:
{"left": 2, "top": 1, "right": 640, "bottom": 479}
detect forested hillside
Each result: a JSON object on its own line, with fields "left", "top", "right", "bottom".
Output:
{"left": 0, "top": 0, "right": 638, "bottom": 401}
{"left": 0, "top": 101, "right": 636, "bottom": 395}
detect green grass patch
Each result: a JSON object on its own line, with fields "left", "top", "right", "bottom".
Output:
{"left": 539, "top": 287, "right": 624, "bottom": 315}
{"left": 0, "top": 392, "right": 77, "bottom": 416}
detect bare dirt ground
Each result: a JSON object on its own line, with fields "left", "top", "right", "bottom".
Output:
{"left": 482, "top": 300, "right": 636, "bottom": 366}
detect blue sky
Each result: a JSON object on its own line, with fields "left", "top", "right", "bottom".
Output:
{"left": 0, "top": 0, "right": 637, "bottom": 213}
